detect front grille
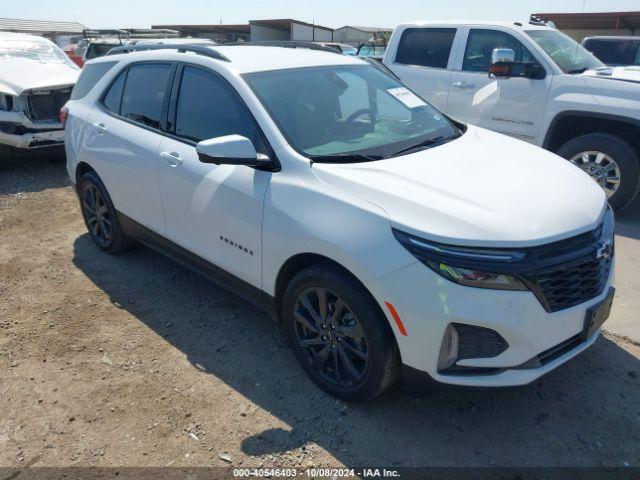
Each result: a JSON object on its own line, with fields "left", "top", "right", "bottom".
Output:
{"left": 522, "top": 224, "right": 614, "bottom": 313}
{"left": 26, "top": 88, "right": 71, "bottom": 122}
{"left": 532, "top": 255, "right": 613, "bottom": 312}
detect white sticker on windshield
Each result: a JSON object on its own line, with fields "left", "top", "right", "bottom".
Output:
{"left": 387, "top": 87, "right": 427, "bottom": 109}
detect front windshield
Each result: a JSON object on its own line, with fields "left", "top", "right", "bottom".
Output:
{"left": 342, "top": 45, "right": 358, "bottom": 56}
{"left": 0, "top": 38, "right": 74, "bottom": 65}
{"left": 526, "top": 29, "right": 605, "bottom": 73}
{"left": 244, "top": 65, "right": 459, "bottom": 161}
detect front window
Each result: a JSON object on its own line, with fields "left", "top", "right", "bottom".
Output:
{"left": 463, "top": 29, "right": 539, "bottom": 72}
{"left": 0, "top": 38, "right": 75, "bottom": 66}
{"left": 358, "top": 45, "right": 386, "bottom": 58}
{"left": 244, "top": 65, "right": 460, "bottom": 161}
{"left": 526, "top": 29, "right": 605, "bottom": 73}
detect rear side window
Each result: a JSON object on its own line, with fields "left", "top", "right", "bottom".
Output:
{"left": 70, "top": 61, "right": 116, "bottom": 100}
{"left": 103, "top": 70, "right": 126, "bottom": 113}
{"left": 395, "top": 28, "right": 457, "bottom": 68}
{"left": 463, "top": 29, "right": 537, "bottom": 72}
{"left": 173, "top": 66, "right": 266, "bottom": 151}
{"left": 120, "top": 63, "right": 173, "bottom": 129}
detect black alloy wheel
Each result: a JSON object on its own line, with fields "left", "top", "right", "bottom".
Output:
{"left": 293, "top": 287, "right": 370, "bottom": 387}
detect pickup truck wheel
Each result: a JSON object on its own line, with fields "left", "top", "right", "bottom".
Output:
{"left": 282, "top": 265, "right": 400, "bottom": 402}
{"left": 77, "top": 171, "right": 135, "bottom": 254}
{"left": 557, "top": 133, "right": 640, "bottom": 211}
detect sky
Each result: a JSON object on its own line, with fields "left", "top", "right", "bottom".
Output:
{"left": 0, "top": 0, "right": 639, "bottom": 29}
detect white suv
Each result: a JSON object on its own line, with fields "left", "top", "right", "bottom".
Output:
{"left": 63, "top": 44, "right": 614, "bottom": 401}
{"left": 383, "top": 21, "right": 640, "bottom": 210}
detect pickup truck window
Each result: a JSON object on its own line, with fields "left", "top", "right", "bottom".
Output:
{"left": 463, "top": 29, "right": 537, "bottom": 72}
{"left": 526, "top": 30, "right": 604, "bottom": 73}
{"left": 395, "top": 28, "right": 457, "bottom": 69}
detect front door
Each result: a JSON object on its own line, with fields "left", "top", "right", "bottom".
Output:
{"left": 446, "top": 28, "right": 551, "bottom": 144}
{"left": 157, "top": 64, "right": 273, "bottom": 289}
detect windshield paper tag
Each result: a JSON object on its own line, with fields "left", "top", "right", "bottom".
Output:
{"left": 387, "top": 87, "right": 427, "bottom": 108}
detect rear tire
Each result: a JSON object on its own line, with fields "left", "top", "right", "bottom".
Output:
{"left": 282, "top": 264, "right": 400, "bottom": 402}
{"left": 77, "top": 171, "right": 135, "bottom": 254}
{"left": 556, "top": 133, "right": 640, "bottom": 211}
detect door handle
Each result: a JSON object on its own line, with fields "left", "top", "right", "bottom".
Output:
{"left": 452, "top": 81, "right": 476, "bottom": 89}
{"left": 93, "top": 122, "right": 107, "bottom": 134}
{"left": 160, "top": 151, "right": 183, "bottom": 167}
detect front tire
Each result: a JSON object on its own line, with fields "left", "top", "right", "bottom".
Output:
{"left": 557, "top": 133, "right": 640, "bottom": 211}
{"left": 282, "top": 264, "right": 400, "bottom": 401}
{"left": 77, "top": 171, "right": 134, "bottom": 254}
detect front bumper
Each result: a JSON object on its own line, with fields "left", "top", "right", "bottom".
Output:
{"left": 366, "top": 258, "right": 615, "bottom": 391}
{"left": 0, "top": 110, "right": 64, "bottom": 149}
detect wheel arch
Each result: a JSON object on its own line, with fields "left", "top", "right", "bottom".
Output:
{"left": 543, "top": 111, "right": 640, "bottom": 162}
{"left": 75, "top": 161, "right": 97, "bottom": 185}
{"left": 272, "top": 253, "right": 391, "bottom": 330}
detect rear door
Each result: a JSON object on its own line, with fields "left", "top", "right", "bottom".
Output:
{"left": 385, "top": 27, "right": 461, "bottom": 111}
{"left": 446, "top": 27, "right": 551, "bottom": 143}
{"left": 83, "top": 61, "right": 176, "bottom": 234}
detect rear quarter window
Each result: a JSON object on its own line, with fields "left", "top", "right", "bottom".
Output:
{"left": 70, "top": 61, "right": 117, "bottom": 100}
{"left": 395, "top": 28, "right": 457, "bottom": 68}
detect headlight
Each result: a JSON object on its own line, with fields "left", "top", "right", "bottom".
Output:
{"left": 392, "top": 229, "right": 528, "bottom": 291}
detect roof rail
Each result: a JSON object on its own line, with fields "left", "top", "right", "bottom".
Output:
{"left": 226, "top": 41, "right": 341, "bottom": 54}
{"left": 105, "top": 43, "right": 230, "bottom": 62}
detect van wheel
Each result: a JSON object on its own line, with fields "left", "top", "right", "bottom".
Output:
{"left": 557, "top": 133, "right": 640, "bottom": 211}
{"left": 77, "top": 171, "right": 135, "bottom": 254}
{"left": 282, "top": 265, "right": 400, "bottom": 402}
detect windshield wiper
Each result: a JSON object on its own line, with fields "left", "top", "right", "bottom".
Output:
{"left": 309, "top": 153, "right": 384, "bottom": 164}
{"left": 390, "top": 136, "right": 450, "bottom": 157}
{"left": 567, "top": 67, "right": 588, "bottom": 74}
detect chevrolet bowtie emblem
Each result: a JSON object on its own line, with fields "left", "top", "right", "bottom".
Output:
{"left": 596, "top": 240, "right": 612, "bottom": 260}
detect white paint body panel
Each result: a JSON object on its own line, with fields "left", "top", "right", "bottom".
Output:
{"left": 65, "top": 46, "right": 613, "bottom": 389}
{"left": 383, "top": 22, "right": 640, "bottom": 148}
{"left": 0, "top": 33, "right": 79, "bottom": 150}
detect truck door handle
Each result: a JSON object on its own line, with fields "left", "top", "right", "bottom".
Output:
{"left": 452, "top": 81, "right": 476, "bottom": 89}
{"left": 160, "top": 151, "right": 183, "bottom": 167}
{"left": 93, "top": 122, "right": 107, "bottom": 134}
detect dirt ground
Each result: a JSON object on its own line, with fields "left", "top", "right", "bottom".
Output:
{"left": 1, "top": 155, "right": 639, "bottom": 469}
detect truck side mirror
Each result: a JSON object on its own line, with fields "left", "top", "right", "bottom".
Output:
{"left": 489, "top": 48, "right": 515, "bottom": 78}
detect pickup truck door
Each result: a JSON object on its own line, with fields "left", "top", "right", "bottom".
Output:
{"left": 446, "top": 27, "right": 552, "bottom": 144}
{"left": 385, "top": 27, "right": 463, "bottom": 112}
{"left": 156, "top": 64, "right": 271, "bottom": 290}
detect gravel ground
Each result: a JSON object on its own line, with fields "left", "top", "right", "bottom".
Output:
{"left": 1, "top": 155, "right": 639, "bottom": 469}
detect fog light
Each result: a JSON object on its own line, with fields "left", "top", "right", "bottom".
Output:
{"left": 437, "top": 324, "right": 459, "bottom": 370}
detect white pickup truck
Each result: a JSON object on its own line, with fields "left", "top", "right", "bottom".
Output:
{"left": 383, "top": 20, "right": 640, "bottom": 210}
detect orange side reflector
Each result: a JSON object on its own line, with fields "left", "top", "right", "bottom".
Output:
{"left": 384, "top": 301, "right": 408, "bottom": 337}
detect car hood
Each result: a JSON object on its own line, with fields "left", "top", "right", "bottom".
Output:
{"left": 582, "top": 66, "right": 640, "bottom": 84}
{"left": 312, "top": 126, "right": 606, "bottom": 247}
{"left": 0, "top": 58, "right": 79, "bottom": 96}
